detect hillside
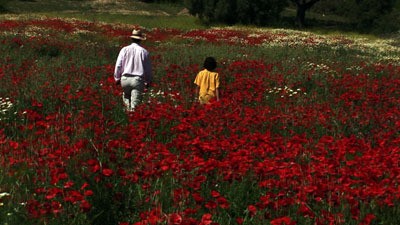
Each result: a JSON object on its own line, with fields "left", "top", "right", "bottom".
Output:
{"left": 0, "top": 1, "right": 400, "bottom": 225}
{"left": 1, "top": 0, "right": 197, "bottom": 29}
{"left": 3, "top": 0, "right": 187, "bottom": 17}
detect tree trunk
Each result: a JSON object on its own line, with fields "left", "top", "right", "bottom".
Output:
{"left": 292, "top": 0, "right": 321, "bottom": 28}
{"left": 296, "top": 5, "right": 307, "bottom": 28}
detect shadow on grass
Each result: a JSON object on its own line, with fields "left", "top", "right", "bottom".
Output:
{"left": 274, "top": 15, "right": 358, "bottom": 34}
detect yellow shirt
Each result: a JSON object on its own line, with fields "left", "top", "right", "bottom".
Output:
{"left": 194, "top": 69, "right": 220, "bottom": 104}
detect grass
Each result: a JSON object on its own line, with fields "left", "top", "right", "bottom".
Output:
{"left": 1, "top": 1, "right": 399, "bottom": 225}
{"left": 1, "top": 0, "right": 206, "bottom": 30}
{"left": 2, "top": 0, "right": 397, "bottom": 39}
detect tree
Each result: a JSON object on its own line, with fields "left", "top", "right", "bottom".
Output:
{"left": 290, "top": 0, "right": 322, "bottom": 27}
{"left": 0, "top": 0, "right": 11, "bottom": 12}
{"left": 184, "top": 0, "right": 205, "bottom": 20}
{"left": 214, "top": 0, "right": 236, "bottom": 24}
{"left": 184, "top": 0, "right": 287, "bottom": 26}
{"left": 352, "top": 0, "right": 398, "bottom": 32}
{"left": 300, "top": 0, "right": 399, "bottom": 33}
{"left": 139, "top": 0, "right": 181, "bottom": 2}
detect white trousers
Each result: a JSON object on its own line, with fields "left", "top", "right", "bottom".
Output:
{"left": 121, "top": 75, "right": 145, "bottom": 111}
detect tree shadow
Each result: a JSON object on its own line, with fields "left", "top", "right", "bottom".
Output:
{"left": 276, "top": 15, "right": 359, "bottom": 34}
{"left": 1, "top": 0, "right": 36, "bottom": 13}
{"left": 0, "top": 6, "right": 8, "bottom": 13}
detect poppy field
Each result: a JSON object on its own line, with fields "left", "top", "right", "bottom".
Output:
{"left": 0, "top": 18, "right": 399, "bottom": 225}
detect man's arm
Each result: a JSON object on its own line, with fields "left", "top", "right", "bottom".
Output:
{"left": 114, "top": 49, "right": 124, "bottom": 85}
{"left": 144, "top": 51, "right": 153, "bottom": 86}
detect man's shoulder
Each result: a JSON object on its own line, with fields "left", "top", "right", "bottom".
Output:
{"left": 120, "top": 45, "right": 131, "bottom": 51}
{"left": 130, "top": 43, "right": 147, "bottom": 49}
{"left": 138, "top": 45, "right": 149, "bottom": 52}
{"left": 132, "top": 45, "right": 149, "bottom": 54}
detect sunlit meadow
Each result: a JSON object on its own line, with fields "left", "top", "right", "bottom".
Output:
{"left": 0, "top": 17, "right": 399, "bottom": 225}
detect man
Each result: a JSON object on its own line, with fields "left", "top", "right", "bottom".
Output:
{"left": 114, "top": 29, "right": 152, "bottom": 112}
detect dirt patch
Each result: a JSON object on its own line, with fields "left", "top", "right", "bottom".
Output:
{"left": 177, "top": 8, "right": 190, "bottom": 16}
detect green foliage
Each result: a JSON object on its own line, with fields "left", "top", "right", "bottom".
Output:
{"left": 355, "top": 0, "right": 396, "bottom": 30}
{"left": 301, "top": 0, "right": 399, "bottom": 33}
{"left": 236, "top": 0, "right": 287, "bottom": 25}
{"left": 311, "top": 0, "right": 349, "bottom": 16}
{"left": 184, "top": 0, "right": 288, "bottom": 25}
{"left": 378, "top": 2, "right": 399, "bottom": 32}
{"left": 4, "top": 0, "right": 399, "bottom": 34}
{"left": 372, "top": 0, "right": 400, "bottom": 33}
{"left": 0, "top": 0, "right": 11, "bottom": 12}
{"left": 139, "top": 0, "right": 181, "bottom": 3}
{"left": 214, "top": 0, "right": 235, "bottom": 24}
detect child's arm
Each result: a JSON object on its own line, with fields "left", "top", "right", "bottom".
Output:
{"left": 196, "top": 86, "right": 200, "bottom": 101}
{"left": 216, "top": 88, "right": 220, "bottom": 101}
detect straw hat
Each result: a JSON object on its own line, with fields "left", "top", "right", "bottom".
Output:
{"left": 130, "top": 29, "right": 146, "bottom": 40}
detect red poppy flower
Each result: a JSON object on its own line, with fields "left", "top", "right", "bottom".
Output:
{"left": 270, "top": 216, "right": 295, "bottom": 225}
{"left": 168, "top": 213, "right": 182, "bottom": 225}
{"left": 80, "top": 200, "right": 91, "bottom": 212}
{"left": 236, "top": 217, "right": 244, "bottom": 224}
{"left": 191, "top": 192, "right": 204, "bottom": 203}
{"left": 247, "top": 205, "right": 257, "bottom": 217}
{"left": 102, "top": 168, "right": 114, "bottom": 177}
{"left": 360, "top": 213, "right": 376, "bottom": 225}
{"left": 199, "top": 213, "right": 213, "bottom": 225}
{"left": 205, "top": 200, "right": 217, "bottom": 210}
{"left": 84, "top": 190, "right": 94, "bottom": 197}
{"left": 211, "top": 190, "right": 220, "bottom": 198}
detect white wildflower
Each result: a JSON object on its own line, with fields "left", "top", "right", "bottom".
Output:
{"left": 266, "top": 86, "right": 306, "bottom": 99}
{"left": 0, "top": 192, "right": 10, "bottom": 198}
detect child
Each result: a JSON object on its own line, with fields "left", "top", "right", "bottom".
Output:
{"left": 194, "top": 57, "right": 220, "bottom": 104}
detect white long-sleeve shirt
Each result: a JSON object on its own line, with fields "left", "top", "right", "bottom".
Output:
{"left": 114, "top": 43, "right": 152, "bottom": 83}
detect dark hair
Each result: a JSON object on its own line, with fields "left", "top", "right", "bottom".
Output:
{"left": 131, "top": 38, "right": 141, "bottom": 43}
{"left": 203, "top": 57, "right": 217, "bottom": 71}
